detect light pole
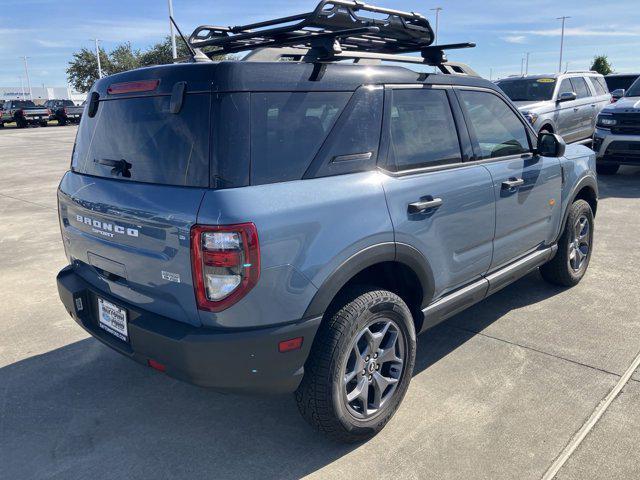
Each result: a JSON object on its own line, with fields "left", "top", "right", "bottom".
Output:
{"left": 168, "top": 0, "right": 178, "bottom": 60}
{"left": 430, "top": 7, "right": 443, "bottom": 45}
{"left": 525, "top": 52, "right": 530, "bottom": 75}
{"left": 21, "top": 56, "right": 32, "bottom": 100}
{"left": 19, "top": 76, "right": 25, "bottom": 100}
{"left": 489, "top": 68, "right": 493, "bottom": 81}
{"left": 520, "top": 56, "right": 524, "bottom": 76}
{"left": 92, "top": 38, "right": 103, "bottom": 78}
{"left": 557, "top": 16, "right": 570, "bottom": 73}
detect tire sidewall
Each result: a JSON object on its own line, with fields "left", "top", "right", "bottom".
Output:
{"left": 329, "top": 293, "right": 416, "bottom": 437}
{"left": 562, "top": 200, "right": 594, "bottom": 283}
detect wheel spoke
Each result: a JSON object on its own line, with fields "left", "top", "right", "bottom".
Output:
{"left": 344, "top": 369, "right": 357, "bottom": 384}
{"left": 371, "top": 372, "right": 398, "bottom": 409}
{"left": 346, "top": 377, "right": 368, "bottom": 403}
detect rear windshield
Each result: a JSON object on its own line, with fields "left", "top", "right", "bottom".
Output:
{"left": 605, "top": 75, "right": 639, "bottom": 92}
{"left": 496, "top": 78, "right": 556, "bottom": 102}
{"left": 72, "top": 94, "right": 210, "bottom": 187}
{"left": 12, "top": 101, "right": 36, "bottom": 108}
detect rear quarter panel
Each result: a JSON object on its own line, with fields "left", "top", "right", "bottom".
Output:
{"left": 196, "top": 172, "right": 393, "bottom": 329}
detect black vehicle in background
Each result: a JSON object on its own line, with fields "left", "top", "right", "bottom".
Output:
{"left": 605, "top": 73, "right": 640, "bottom": 102}
{"left": 0, "top": 100, "right": 50, "bottom": 128}
{"left": 43, "top": 99, "right": 84, "bottom": 126}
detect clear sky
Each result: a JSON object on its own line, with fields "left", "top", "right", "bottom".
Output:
{"left": 1, "top": 0, "right": 639, "bottom": 87}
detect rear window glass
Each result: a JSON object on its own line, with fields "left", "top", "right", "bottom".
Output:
{"left": 72, "top": 94, "right": 210, "bottom": 187}
{"left": 250, "top": 91, "right": 351, "bottom": 185}
{"left": 12, "top": 101, "right": 36, "bottom": 108}
{"left": 570, "top": 78, "right": 591, "bottom": 99}
{"left": 605, "top": 75, "right": 639, "bottom": 92}
{"left": 590, "top": 77, "right": 608, "bottom": 95}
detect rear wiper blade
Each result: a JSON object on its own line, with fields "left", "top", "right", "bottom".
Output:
{"left": 96, "top": 158, "right": 132, "bottom": 178}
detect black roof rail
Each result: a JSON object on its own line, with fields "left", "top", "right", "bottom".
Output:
{"left": 189, "top": 0, "right": 474, "bottom": 64}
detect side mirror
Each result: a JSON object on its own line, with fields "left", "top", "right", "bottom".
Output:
{"left": 537, "top": 132, "right": 566, "bottom": 158}
{"left": 611, "top": 89, "right": 625, "bottom": 100}
{"left": 557, "top": 91, "right": 577, "bottom": 102}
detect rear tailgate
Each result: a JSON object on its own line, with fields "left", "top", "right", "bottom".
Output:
{"left": 23, "top": 107, "right": 49, "bottom": 120}
{"left": 58, "top": 65, "right": 215, "bottom": 327}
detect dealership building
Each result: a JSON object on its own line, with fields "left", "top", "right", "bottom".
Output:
{"left": 0, "top": 86, "right": 86, "bottom": 104}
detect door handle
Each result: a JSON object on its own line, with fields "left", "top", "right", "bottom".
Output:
{"left": 501, "top": 178, "right": 525, "bottom": 190}
{"left": 408, "top": 197, "right": 443, "bottom": 214}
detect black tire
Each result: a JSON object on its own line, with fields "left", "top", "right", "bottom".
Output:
{"left": 596, "top": 163, "right": 619, "bottom": 175}
{"left": 39, "top": 121, "right": 48, "bottom": 127}
{"left": 296, "top": 287, "right": 416, "bottom": 443}
{"left": 540, "top": 199, "right": 594, "bottom": 287}
{"left": 16, "top": 119, "right": 27, "bottom": 129}
{"left": 58, "top": 118, "right": 67, "bottom": 126}
{"left": 539, "top": 126, "right": 553, "bottom": 134}
{"left": 0, "top": 122, "right": 4, "bottom": 128}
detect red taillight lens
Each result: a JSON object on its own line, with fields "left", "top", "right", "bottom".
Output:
{"left": 47, "top": 109, "right": 52, "bottom": 115}
{"left": 107, "top": 79, "right": 159, "bottom": 95}
{"left": 279, "top": 337, "right": 304, "bottom": 353}
{"left": 62, "top": 107, "right": 66, "bottom": 115}
{"left": 191, "top": 223, "right": 260, "bottom": 312}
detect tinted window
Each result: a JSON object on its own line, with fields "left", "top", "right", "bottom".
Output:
{"left": 570, "top": 77, "right": 591, "bottom": 99}
{"left": 387, "top": 89, "right": 461, "bottom": 171}
{"left": 63, "top": 100, "right": 75, "bottom": 106}
{"left": 13, "top": 100, "right": 35, "bottom": 108}
{"left": 459, "top": 90, "right": 530, "bottom": 159}
{"left": 72, "top": 93, "right": 210, "bottom": 187}
{"left": 250, "top": 92, "right": 350, "bottom": 185}
{"left": 627, "top": 78, "right": 640, "bottom": 97}
{"left": 495, "top": 78, "right": 556, "bottom": 102}
{"left": 605, "top": 75, "right": 639, "bottom": 92}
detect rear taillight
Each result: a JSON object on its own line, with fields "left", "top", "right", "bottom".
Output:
{"left": 191, "top": 223, "right": 260, "bottom": 312}
{"left": 47, "top": 109, "right": 52, "bottom": 115}
{"left": 62, "top": 107, "right": 66, "bottom": 115}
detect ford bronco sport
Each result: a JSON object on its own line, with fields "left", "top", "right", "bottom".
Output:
{"left": 56, "top": 1, "right": 598, "bottom": 442}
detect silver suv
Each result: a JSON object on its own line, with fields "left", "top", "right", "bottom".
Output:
{"left": 496, "top": 72, "right": 611, "bottom": 143}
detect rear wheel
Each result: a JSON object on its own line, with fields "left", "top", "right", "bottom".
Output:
{"left": 596, "top": 163, "right": 619, "bottom": 175}
{"left": 39, "top": 121, "right": 48, "bottom": 127}
{"left": 58, "top": 118, "right": 67, "bottom": 126}
{"left": 16, "top": 119, "right": 27, "bottom": 128}
{"left": 540, "top": 199, "right": 594, "bottom": 287}
{"left": 296, "top": 288, "right": 416, "bottom": 443}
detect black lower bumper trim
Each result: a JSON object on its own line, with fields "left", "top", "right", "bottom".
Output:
{"left": 57, "top": 265, "right": 322, "bottom": 394}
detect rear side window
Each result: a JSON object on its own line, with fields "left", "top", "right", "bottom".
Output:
{"left": 250, "top": 92, "right": 350, "bottom": 185}
{"left": 387, "top": 89, "right": 461, "bottom": 171}
{"left": 72, "top": 94, "right": 210, "bottom": 187}
{"left": 570, "top": 77, "right": 591, "bottom": 99}
{"left": 458, "top": 90, "right": 530, "bottom": 159}
{"left": 590, "top": 77, "right": 608, "bottom": 95}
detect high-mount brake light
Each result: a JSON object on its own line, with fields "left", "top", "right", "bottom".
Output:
{"left": 191, "top": 223, "right": 260, "bottom": 312}
{"left": 107, "top": 79, "right": 159, "bottom": 95}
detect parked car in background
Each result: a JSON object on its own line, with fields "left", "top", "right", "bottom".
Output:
{"left": 43, "top": 99, "right": 84, "bottom": 126}
{"left": 56, "top": 1, "right": 599, "bottom": 443}
{"left": 605, "top": 73, "right": 640, "bottom": 102}
{"left": 0, "top": 100, "right": 50, "bottom": 128}
{"left": 495, "top": 72, "right": 610, "bottom": 143}
{"left": 593, "top": 76, "right": 640, "bottom": 174}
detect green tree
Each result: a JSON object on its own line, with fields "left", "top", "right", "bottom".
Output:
{"left": 66, "top": 47, "right": 112, "bottom": 93}
{"left": 139, "top": 36, "right": 192, "bottom": 67}
{"left": 110, "top": 42, "right": 141, "bottom": 73}
{"left": 591, "top": 55, "right": 613, "bottom": 76}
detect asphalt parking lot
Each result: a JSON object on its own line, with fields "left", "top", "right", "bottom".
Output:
{"left": 1, "top": 126, "right": 639, "bottom": 480}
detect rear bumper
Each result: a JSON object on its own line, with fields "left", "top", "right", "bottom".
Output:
{"left": 57, "top": 265, "right": 322, "bottom": 394}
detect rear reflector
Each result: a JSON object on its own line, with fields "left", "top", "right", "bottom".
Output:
{"left": 108, "top": 79, "right": 159, "bottom": 95}
{"left": 147, "top": 359, "right": 166, "bottom": 372}
{"left": 279, "top": 337, "right": 304, "bottom": 353}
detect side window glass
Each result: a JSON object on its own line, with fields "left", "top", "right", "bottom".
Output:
{"left": 387, "top": 88, "right": 461, "bottom": 171}
{"left": 570, "top": 78, "right": 590, "bottom": 99}
{"left": 250, "top": 92, "right": 351, "bottom": 185}
{"left": 458, "top": 90, "right": 530, "bottom": 159}
{"left": 558, "top": 79, "right": 574, "bottom": 97}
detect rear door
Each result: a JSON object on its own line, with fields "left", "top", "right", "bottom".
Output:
{"left": 570, "top": 76, "right": 597, "bottom": 140}
{"left": 556, "top": 78, "right": 582, "bottom": 143}
{"left": 380, "top": 86, "right": 496, "bottom": 299}
{"left": 455, "top": 88, "right": 562, "bottom": 269}
{"left": 58, "top": 79, "right": 213, "bottom": 326}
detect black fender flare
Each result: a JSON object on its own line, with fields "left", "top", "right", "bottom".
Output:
{"left": 303, "top": 242, "right": 435, "bottom": 319}
{"left": 555, "top": 174, "right": 598, "bottom": 242}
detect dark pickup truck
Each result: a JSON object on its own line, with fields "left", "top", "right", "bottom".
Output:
{"left": 0, "top": 100, "right": 50, "bottom": 128}
{"left": 43, "top": 99, "right": 84, "bottom": 126}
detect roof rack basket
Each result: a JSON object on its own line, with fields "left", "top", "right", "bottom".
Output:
{"left": 189, "top": 0, "right": 475, "bottom": 65}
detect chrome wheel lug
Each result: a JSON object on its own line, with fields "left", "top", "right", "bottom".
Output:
{"left": 376, "top": 364, "right": 380, "bottom": 370}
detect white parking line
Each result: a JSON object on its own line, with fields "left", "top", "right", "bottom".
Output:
{"left": 542, "top": 347, "right": 640, "bottom": 479}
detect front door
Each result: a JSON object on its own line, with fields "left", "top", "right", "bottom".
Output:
{"left": 380, "top": 87, "right": 496, "bottom": 300}
{"left": 455, "top": 88, "right": 563, "bottom": 270}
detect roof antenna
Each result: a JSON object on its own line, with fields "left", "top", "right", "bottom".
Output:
{"left": 170, "top": 16, "right": 211, "bottom": 62}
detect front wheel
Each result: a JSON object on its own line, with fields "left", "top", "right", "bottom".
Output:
{"left": 296, "top": 288, "right": 416, "bottom": 443}
{"left": 540, "top": 199, "right": 594, "bottom": 287}
{"left": 596, "top": 163, "right": 619, "bottom": 175}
